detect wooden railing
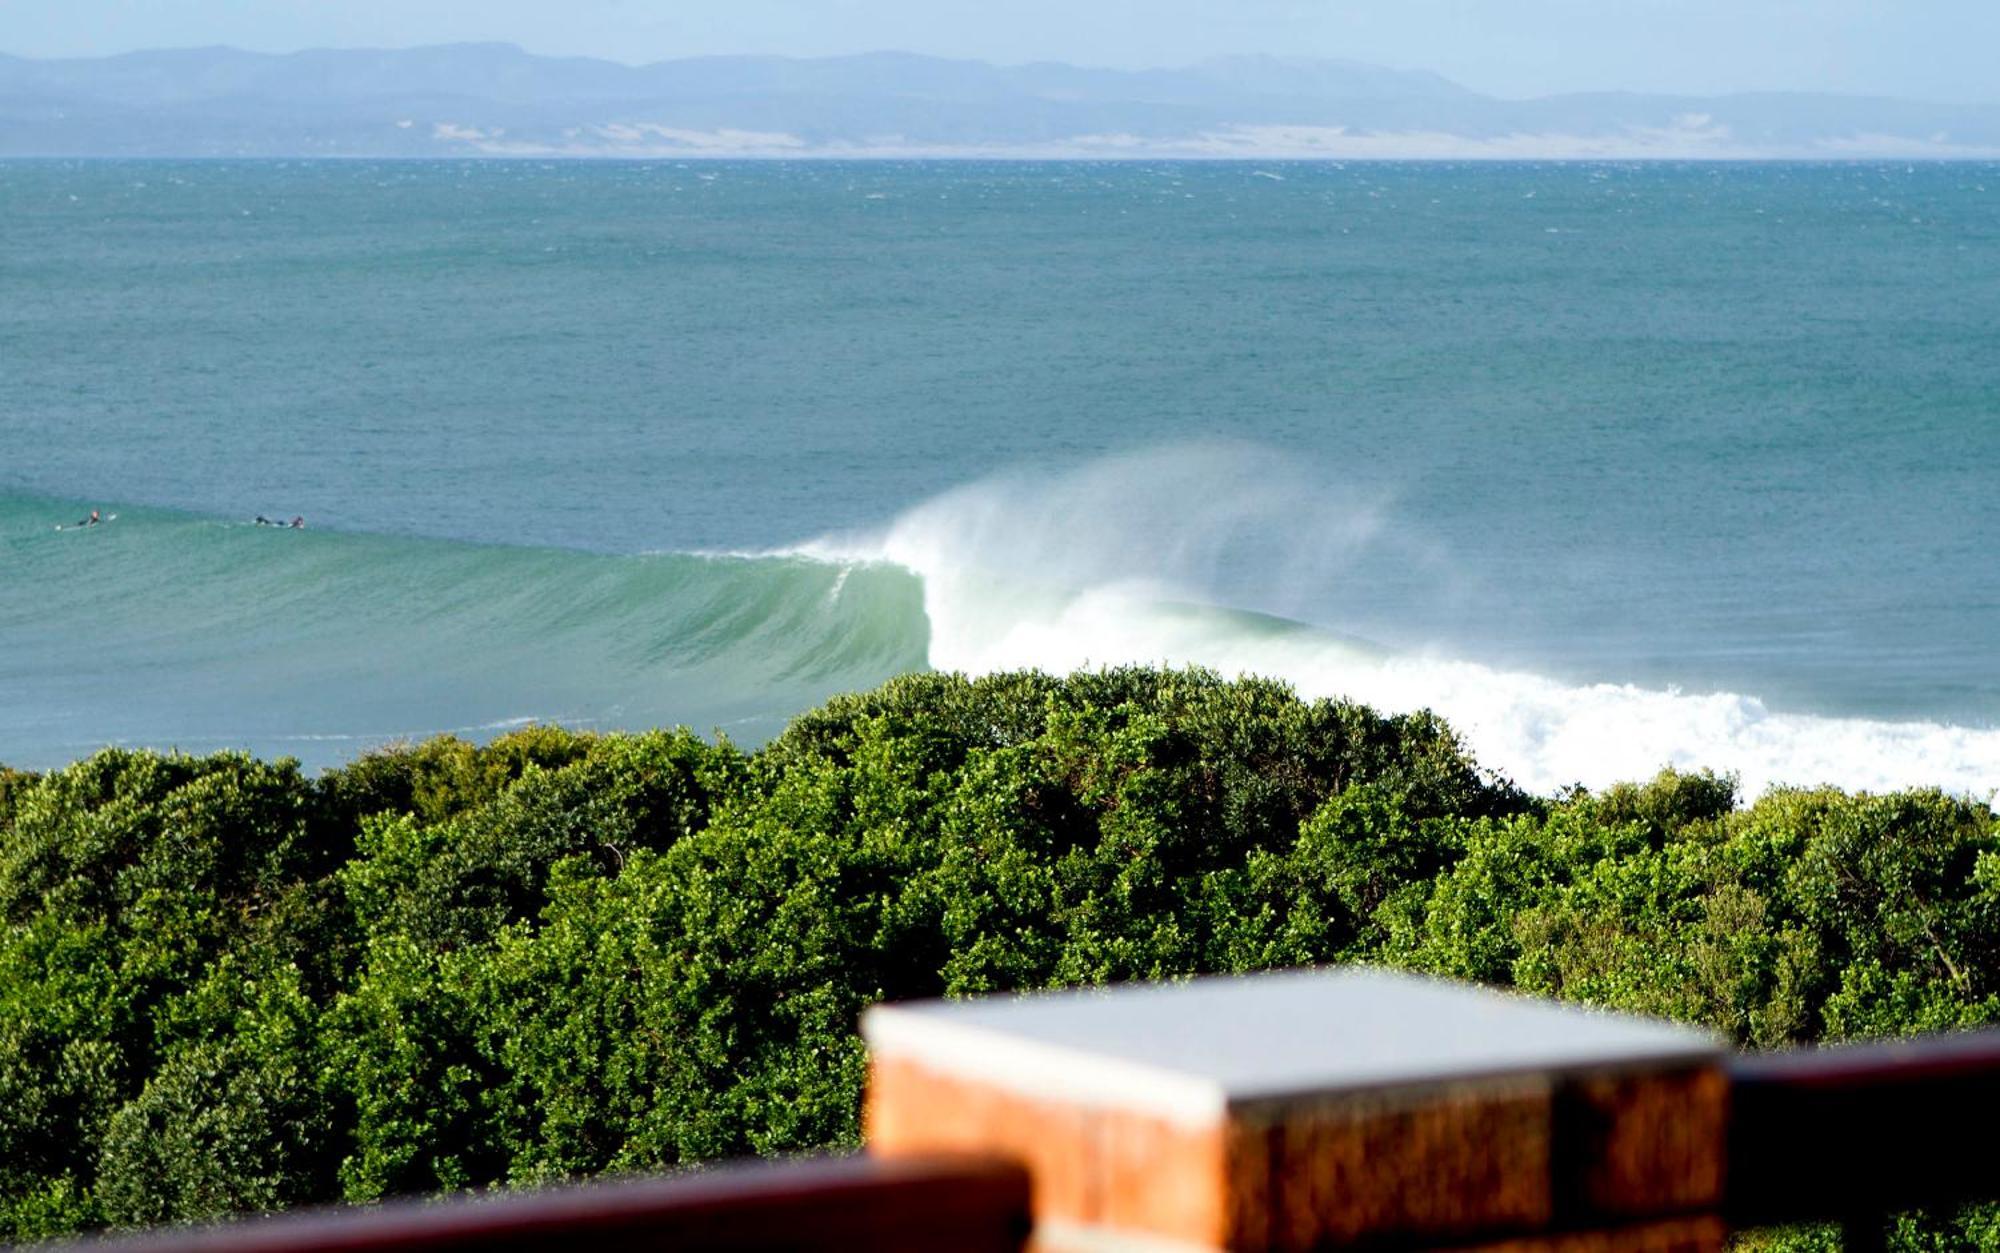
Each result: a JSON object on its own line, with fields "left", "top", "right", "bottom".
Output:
{"left": 1726, "top": 1029, "right": 2000, "bottom": 1251}
{"left": 39, "top": 976, "right": 2000, "bottom": 1253}
{"left": 46, "top": 1155, "right": 1031, "bottom": 1253}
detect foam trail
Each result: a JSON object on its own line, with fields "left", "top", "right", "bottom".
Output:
{"left": 807, "top": 445, "right": 2000, "bottom": 801}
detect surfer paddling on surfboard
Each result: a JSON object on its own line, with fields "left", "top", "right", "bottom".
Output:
{"left": 56, "top": 509, "right": 106, "bottom": 531}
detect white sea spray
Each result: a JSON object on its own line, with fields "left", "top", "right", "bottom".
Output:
{"left": 799, "top": 446, "right": 2000, "bottom": 802}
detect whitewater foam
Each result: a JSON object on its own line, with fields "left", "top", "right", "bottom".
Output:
{"left": 802, "top": 446, "right": 2000, "bottom": 802}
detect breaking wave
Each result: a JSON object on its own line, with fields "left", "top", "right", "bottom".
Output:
{"left": 797, "top": 445, "right": 2000, "bottom": 800}
{"left": 10, "top": 446, "right": 1999, "bottom": 800}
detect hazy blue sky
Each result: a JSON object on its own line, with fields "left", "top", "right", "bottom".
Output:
{"left": 5, "top": 0, "right": 1996, "bottom": 102}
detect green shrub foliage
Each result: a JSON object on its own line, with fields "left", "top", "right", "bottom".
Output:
{"left": 0, "top": 668, "right": 1995, "bottom": 1247}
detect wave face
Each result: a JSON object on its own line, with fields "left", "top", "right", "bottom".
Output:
{"left": 801, "top": 446, "right": 2000, "bottom": 800}
{"left": 0, "top": 492, "right": 927, "bottom": 768}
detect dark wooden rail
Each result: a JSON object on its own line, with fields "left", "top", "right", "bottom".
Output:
{"left": 47, "top": 1154, "right": 1031, "bottom": 1253}
{"left": 1727, "top": 1028, "right": 2000, "bottom": 1244}
{"left": 37, "top": 1014, "right": 2000, "bottom": 1252}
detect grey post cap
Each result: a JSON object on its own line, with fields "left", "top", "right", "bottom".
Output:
{"left": 863, "top": 967, "right": 1722, "bottom": 1126}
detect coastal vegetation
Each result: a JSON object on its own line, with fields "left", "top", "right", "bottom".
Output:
{"left": 0, "top": 667, "right": 1995, "bottom": 1245}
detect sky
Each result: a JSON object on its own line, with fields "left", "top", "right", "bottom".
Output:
{"left": 4, "top": 0, "right": 1997, "bottom": 103}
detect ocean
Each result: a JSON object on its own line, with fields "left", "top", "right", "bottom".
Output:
{"left": 3, "top": 158, "right": 1997, "bottom": 797}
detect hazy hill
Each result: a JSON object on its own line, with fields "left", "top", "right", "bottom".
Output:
{"left": 2, "top": 43, "right": 1997, "bottom": 158}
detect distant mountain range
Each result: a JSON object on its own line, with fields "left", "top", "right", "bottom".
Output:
{"left": 4, "top": 43, "right": 1998, "bottom": 159}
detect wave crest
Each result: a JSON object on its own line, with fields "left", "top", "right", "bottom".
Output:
{"left": 806, "top": 446, "right": 2000, "bottom": 800}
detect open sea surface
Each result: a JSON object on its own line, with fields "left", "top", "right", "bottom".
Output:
{"left": 3, "top": 158, "right": 1998, "bottom": 796}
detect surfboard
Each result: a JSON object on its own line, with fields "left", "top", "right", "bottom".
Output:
{"left": 55, "top": 513, "right": 118, "bottom": 532}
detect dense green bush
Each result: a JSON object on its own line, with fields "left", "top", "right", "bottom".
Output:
{"left": 0, "top": 667, "right": 1994, "bottom": 1246}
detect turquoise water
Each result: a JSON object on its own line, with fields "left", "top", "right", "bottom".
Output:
{"left": 3, "top": 159, "right": 1998, "bottom": 794}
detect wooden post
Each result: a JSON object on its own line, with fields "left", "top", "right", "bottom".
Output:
{"left": 863, "top": 968, "right": 1727, "bottom": 1252}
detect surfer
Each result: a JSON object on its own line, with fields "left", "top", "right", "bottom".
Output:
{"left": 289, "top": 516, "right": 305, "bottom": 529}
{"left": 56, "top": 509, "right": 113, "bottom": 531}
